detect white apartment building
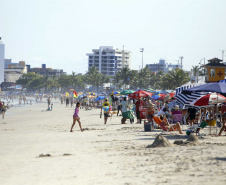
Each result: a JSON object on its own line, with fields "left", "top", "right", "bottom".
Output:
{"left": 86, "top": 46, "right": 131, "bottom": 76}
{"left": 0, "top": 38, "right": 5, "bottom": 85}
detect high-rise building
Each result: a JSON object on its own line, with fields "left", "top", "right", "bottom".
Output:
{"left": 86, "top": 46, "right": 131, "bottom": 76}
{"left": 0, "top": 37, "right": 5, "bottom": 85}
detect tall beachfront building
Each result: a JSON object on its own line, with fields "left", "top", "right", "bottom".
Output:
{"left": 0, "top": 37, "right": 5, "bottom": 85}
{"left": 86, "top": 46, "right": 131, "bottom": 76}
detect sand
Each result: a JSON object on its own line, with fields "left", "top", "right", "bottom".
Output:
{"left": 0, "top": 99, "right": 226, "bottom": 185}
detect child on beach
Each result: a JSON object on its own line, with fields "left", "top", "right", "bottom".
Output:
{"left": 70, "top": 102, "right": 84, "bottom": 132}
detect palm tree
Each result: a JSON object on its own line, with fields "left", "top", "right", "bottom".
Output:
{"left": 163, "top": 68, "right": 190, "bottom": 89}
{"left": 115, "top": 67, "right": 131, "bottom": 88}
{"left": 86, "top": 66, "right": 103, "bottom": 91}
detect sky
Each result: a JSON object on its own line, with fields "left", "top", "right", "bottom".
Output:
{"left": 0, "top": 0, "right": 226, "bottom": 74}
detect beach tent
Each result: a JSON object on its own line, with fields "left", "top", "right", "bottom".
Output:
{"left": 182, "top": 82, "right": 226, "bottom": 94}
{"left": 219, "top": 79, "right": 226, "bottom": 83}
{"left": 175, "top": 84, "right": 208, "bottom": 108}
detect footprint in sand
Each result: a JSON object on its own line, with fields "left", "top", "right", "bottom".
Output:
{"left": 63, "top": 153, "right": 72, "bottom": 156}
{"left": 38, "top": 154, "right": 51, "bottom": 157}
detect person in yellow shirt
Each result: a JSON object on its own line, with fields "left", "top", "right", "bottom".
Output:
{"left": 101, "top": 98, "right": 110, "bottom": 124}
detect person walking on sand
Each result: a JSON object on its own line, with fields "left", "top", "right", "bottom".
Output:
{"left": 101, "top": 98, "right": 110, "bottom": 124}
{"left": 218, "top": 102, "right": 226, "bottom": 136}
{"left": 1, "top": 102, "right": 6, "bottom": 119}
{"left": 70, "top": 102, "right": 84, "bottom": 132}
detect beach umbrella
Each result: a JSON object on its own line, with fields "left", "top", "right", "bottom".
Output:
{"left": 78, "top": 94, "right": 85, "bottom": 98}
{"left": 182, "top": 82, "right": 226, "bottom": 94}
{"left": 190, "top": 93, "right": 226, "bottom": 106}
{"left": 169, "top": 92, "right": 175, "bottom": 98}
{"left": 157, "top": 94, "right": 169, "bottom": 100}
{"left": 95, "top": 96, "right": 106, "bottom": 101}
{"left": 128, "top": 90, "right": 153, "bottom": 99}
{"left": 87, "top": 95, "right": 95, "bottom": 98}
{"left": 109, "top": 91, "right": 120, "bottom": 95}
{"left": 152, "top": 94, "right": 164, "bottom": 100}
{"left": 120, "top": 89, "right": 135, "bottom": 95}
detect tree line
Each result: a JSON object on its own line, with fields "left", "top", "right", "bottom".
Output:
{"left": 16, "top": 66, "right": 190, "bottom": 92}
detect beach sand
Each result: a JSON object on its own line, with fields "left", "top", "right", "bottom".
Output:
{"left": 0, "top": 100, "right": 226, "bottom": 185}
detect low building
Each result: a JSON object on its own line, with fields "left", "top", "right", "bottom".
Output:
{"left": 202, "top": 58, "right": 226, "bottom": 83}
{"left": 28, "top": 64, "right": 66, "bottom": 77}
{"left": 4, "top": 60, "right": 27, "bottom": 83}
{"left": 146, "top": 59, "right": 180, "bottom": 73}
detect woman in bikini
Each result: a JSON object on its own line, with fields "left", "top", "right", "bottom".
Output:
{"left": 70, "top": 102, "right": 84, "bottom": 132}
{"left": 159, "top": 114, "right": 183, "bottom": 134}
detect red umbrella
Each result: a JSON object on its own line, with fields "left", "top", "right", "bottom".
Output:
{"left": 169, "top": 92, "right": 175, "bottom": 98}
{"left": 128, "top": 90, "right": 153, "bottom": 99}
{"left": 191, "top": 93, "right": 226, "bottom": 106}
{"left": 158, "top": 94, "right": 167, "bottom": 100}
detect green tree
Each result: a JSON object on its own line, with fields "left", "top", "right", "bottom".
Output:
{"left": 163, "top": 68, "right": 190, "bottom": 89}
{"left": 85, "top": 66, "right": 103, "bottom": 91}
{"left": 16, "top": 72, "right": 40, "bottom": 89}
{"left": 26, "top": 76, "right": 45, "bottom": 91}
{"left": 57, "top": 74, "right": 71, "bottom": 91}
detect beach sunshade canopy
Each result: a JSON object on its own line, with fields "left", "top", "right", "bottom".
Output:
{"left": 120, "top": 90, "right": 135, "bottom": 95}
{"left": 182, "top": 82, "right": 226, "bottom": 94}
{"left": 128, "top": 90, "right": 153, "bottom": 99}
{"left": 191, "top": 93, "right": 226, "bottom": 106}
{"left": 95, "top": 96, "right": 106, "bottom": 101}
{"left": 158, "top": 94, "right": 169, "bottom": 100}
{"left": 109, "top": 91, "right": 120, "bottom": 95}
{"left": 152, "top": 93, "right": 164, "bottom": 100}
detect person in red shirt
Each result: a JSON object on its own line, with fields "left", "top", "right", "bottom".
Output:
{"left": 219, "top": 102, "right": 226, "bottom": 136}
{"left": 135, "top": 98, "right": 143, "bottom": 124}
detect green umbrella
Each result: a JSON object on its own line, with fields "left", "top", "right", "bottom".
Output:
{"left": 120, "top": 90, "right": 135, "bottom": 95}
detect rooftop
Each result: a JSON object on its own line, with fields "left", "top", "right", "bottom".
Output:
{"left": 203, "top": 58, "right": 226, "bottom": 67}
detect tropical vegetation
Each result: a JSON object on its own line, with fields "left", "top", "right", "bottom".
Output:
{"left": 16, "top": 66, "right": 190, "bottom": 92}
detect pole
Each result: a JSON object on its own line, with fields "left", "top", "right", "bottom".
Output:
{"left": 140, "top": 48, "right": 144, "bottom": 69}
{"left": 223, "top": 50, "right": 224, "bottom": 61}
{"left": 142, "top": 52, "right": 143, "bottom": 69}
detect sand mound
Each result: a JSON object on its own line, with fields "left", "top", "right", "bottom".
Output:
{"left": 187, "top": 134, "right": 199, "bottom": 143}
{"left": 146, "top": 135, "right": 173, "bottom": 148}
{"left": 183, "top": 134, "right": 200, "bottom": 146}
{"left": 174, "top": 135, "right": 200, "bottom": 146}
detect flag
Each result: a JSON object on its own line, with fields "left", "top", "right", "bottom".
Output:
{"left": 73, "top": 91, "right": 78, "bottom": 98}
{"left": 66, "top": 92, "right": 69, "bottom": 97}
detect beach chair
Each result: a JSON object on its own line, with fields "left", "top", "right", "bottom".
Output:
{"left": 186, "top": 120, "right": 208, "bottom": 136}
{"left": 153, "top": 116, "right": 168, "bottom": 133}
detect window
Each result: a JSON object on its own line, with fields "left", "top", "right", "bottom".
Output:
{"left": 210, "top": 69, "right": 215, "bottom": 77}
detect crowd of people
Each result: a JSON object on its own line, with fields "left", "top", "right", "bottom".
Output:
{"left": 68, "top": 94, "right": 226, "bottom": 136}
{"left": 1, "top": 91, "right": 225, "bottom": 136}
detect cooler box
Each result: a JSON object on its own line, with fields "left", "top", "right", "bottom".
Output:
{"left": 144, "top": 122, "right": 152, "bottom": 132}
{"left": 207, "top": 119, "right": 216, "bottom": 126}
